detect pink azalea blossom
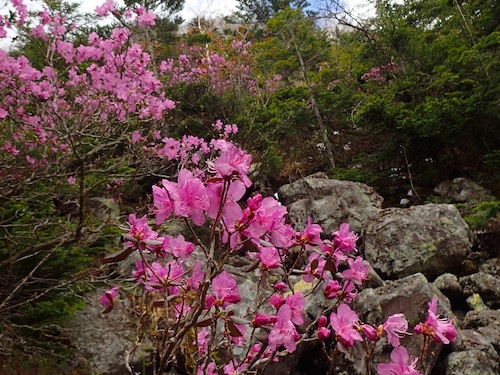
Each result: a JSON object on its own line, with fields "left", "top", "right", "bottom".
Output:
{"left": 303, "top": 252, "right": 327, "bottom": 282}
{"left": 164, "top": 234, "right": 194, "bottom": 260}
{"left": 414, "top": 297, "right": 457, "bottom": 344}
{"left": 267, "top": 304, "right": 300, "bottom": 353}
{"left": 143, "top": 261, "right": 184, "bottom": 294}
{"left": 285, "top": 292, "right": 305, "bottom": 326}
{"left": 332, "top": 223, "right": 359, "bottom": 252}
{"left": 230, "top": 323, "right": 247, "bottom": 346}
{"left": 131, "top": 130, "right": 142, "bottom": 144}
{"left": 134, "top": 6, "right": 156, "bottom": 27}
{"left": 383, "top": 313, "right": 411, "bottom": 347}
{"left": 362, "top": 324, "right": 380, "bottom": 342}
{"left": 126, "top": 214, "right": 158, "bottom": 249}
{"left": 274, "top": 282, "right": 287, "bottom": 292}
{"left": 317, "top": 315, "right": 331, "bottom": 340}
{"left": 213, "top": 140, "right": 252, "bottom": 186}
{"left": 211, "top": 271, "right": 241, "bottom": 309}
{"left": 269, "top": 293, "right": 285, "bottom": 309}
{"left": 99, "top": 286, "right": 119, "bottom": 308}
{"left": 95, "top": 0, "right": 115, "bottom": 17}
{"left": 258, "top": 245, "right": 281, "bottom": 269}
{"left": 152, "top": 182, "right": 174, "bottom": 225}
{"left": 342, "top": 256, "right": 369, "bottom": 285}
{"left": 67, "top": 176, "right": 76, "bottom": 185}
{"left": 187, "top": 261, "right": 205, "bottom": 291}
{"left": 252, "top": 313, "right": 277, "bottom": 327}
{"left": 324, "top": 279, "right": 342, "bottom": 299}
{"left": 330, "top": 303, "right": 363, "bottom": 349}
{"left": 294, "top": 216, "right": 322, "bottom": 249}
{"left": 206, "top": 179, "right": 245, "bottom": 221}
{"left": 173, "top": 169, "right": 209, "bottom": 226}
{"left": 377, "top": 346, "right": 422, "bottom": 375}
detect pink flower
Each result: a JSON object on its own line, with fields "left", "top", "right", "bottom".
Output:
{"left": 95, "top": 0, "right": 115, "bottom": 17}
{"left": 342, "top": 256, "right": 369, "bottom": 285}
{"left": 324, "top": 279, "right": 342, "bottom": 299}
{"left": 67, "top": 176, "right": 76, "bottom": 185}
{"left": 143, "top": 261, "right": 184, "bottom": 294}
{"left": 267, "top": 304, "right": 300, "bottom": 353}
{"left": 274, "top": 282, "right": 287, "bottom": 292}
{"left": 213, "top": 140, "right": 252, "bottom": 186}
{"left": 377, "top": 346, "right": 422, "bottom": 375}
{"left": 303, "top": 252, "right": 327, "bottom": 282}
{"left": 230, "top": 323, "right": 246, "bottom": 346}
{"left": 317, "top": 315, "right": 331, "bottom": 340}
{"left": 174, "top": 169, "right": 209, "bottom": 226}
{"left": 285, "top": 292, "right": 305, "bottom": 326}
{"left": 269, "top": 293, "right": 285, "bottom": 309}
{"left": 187, "top": 261, "right": 205, "bottom": 291}
{"left": 164, "top": 234, "right": 194, "bottom": 260}
{"left": 383, "top": 313, "right": 411, "bottom": 347}
{"left": 212, "top": 271, "right": 241, "bottom": 309}
{"left": 258, "top": 245, "right": 281, "bottom": 269}
{"left": 330, "top": 303, "right": 363, "bottom": 349}
{"left": 152, "top": 183, "right": 174, "bottom": 225}
{"left": 294, "top": 216, "right": 322, "bottom": 249}
{"left": 135, "top": 6, "right": 156, "bottom": 27}
{"left": 99, "top": 286, "right": 119, "bottom": 308}
{"left": 206, "top": 179, "right": 245, "bottom": 221}
{"left": 126, "top": 214, "right": 158, "bottom": 249}
{"left": 362, "top": 324, "right": 380, "bottom": 342}
{"left": 131, "top": 130, "right": 142, "bottom": 144}
{"left": 332, "top": 223, "right": 359, "bottom": 252}
{"left": 252, "top": 313, "right": 277, "bottom": 327}
{"left": 414, "top": 297, "right": 457, "bottom": 344}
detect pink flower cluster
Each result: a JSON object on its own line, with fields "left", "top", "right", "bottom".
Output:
{"left": 0, "top": 3, "right": 173, "bottom": 170}
{"left": 361, "top": 61, "right": 399, "bottom": 82}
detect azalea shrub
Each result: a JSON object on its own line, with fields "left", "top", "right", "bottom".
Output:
{"left": 101, "top": 125, "right": 457, "bottom": 375}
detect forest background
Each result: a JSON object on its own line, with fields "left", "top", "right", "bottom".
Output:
{"left": 0, "top": 0, "right": 498, "bottom": 372}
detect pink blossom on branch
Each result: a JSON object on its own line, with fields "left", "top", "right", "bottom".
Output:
{"left": 95, "top": 0, "right": 115, "bottom": 17}
{"left": 267, "top": 304, "right": 300, "bottom": 353}
{"left": 211, "top": 271, "right": 241, "bottom": 310}
{"left": 332, "top": 223, "right": 359, "bottom": 252}
{"left": 414, "top": 297, "right": 457, "bottom": 344}
{"left": 377, "top": 346, "right": 422, "bottom": 375}
{"left": 383, "top": 313, "right": 411, "bottom": 347}
{"left": 99, "top": 286, "right": 120, "bottom": 308}
{"left": 330, "top": 303, "right": 363, "bottom": 350}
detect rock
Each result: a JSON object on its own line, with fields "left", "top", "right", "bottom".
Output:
{"left": 363, "top": 204, "right": 472, "bottom": 279}
{"left": 480, "top": 257, "right": 500, "bottom": 278}
{"left": 277, "top": 174, "right": 383, "bottom": 234}
{"left": 445, "top": 350, "right": 498, "bottom": 375}
{"left": 463, "top": 309, "right": 500, "bottom": 352}
{"left": 463, "top": 309, "right": 500, "bottom": 329}
{"left": 451, "top": 329, "right": 497, "bottom": 357}
{"left": 433, "top": 177, "right": 496, "bottom": 204}
{"left": 432, "top": 273, "right": 462, "bottom": 302}
{"left": 460, "top": 272, "right": 500, "bottom": 308}
{"left": 66, "top": 290, "right": 139, "bottom": 375}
